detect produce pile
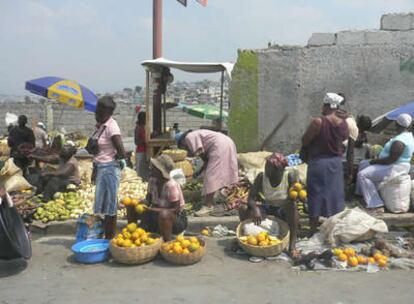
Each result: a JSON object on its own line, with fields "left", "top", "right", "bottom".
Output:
{"left": 161, "top": 235, "right": 203, "bottom": 254}
{"left": 182, "top": 180, "right": 203, "bottom": 192}
{"left": 239, "top": 231, "right": 282, "bottom": 247}
{"left": 288, "top": 182, "right": 308, "bottom": 217}
{"left": 111, "top": 223, "right": 159, "bottom": 248}
{"left": 222, "top": 182, "right": 249, "bottom": 210}
{"left": 332, "top": 246, "right": 388, "bottom": 268}
{"left": 33, "top": 191, "right": 92, "bottom": 223}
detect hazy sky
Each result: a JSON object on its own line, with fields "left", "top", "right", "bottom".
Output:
{"left": 1, "top": 0, "right": 413, "bottom": 95}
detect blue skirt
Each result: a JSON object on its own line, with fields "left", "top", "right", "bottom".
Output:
{"left": 94, "top": 161, "right": 120, "bottom": 216}
{"left": 307, "top": 157, "right": 344, "bottom": 218}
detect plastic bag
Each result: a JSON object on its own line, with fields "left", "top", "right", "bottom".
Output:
{"left": 320, "top": 208, "right": 388, "bottom": 246}
{"left": 379, "top": 174, "right": 411, "bottom": 213}
{"left": 244, "top": 218, "right": 280, "bottom": 236}
{"left": 170, "top": 168, "right": 186, "bottom": 186}
{"left": 75, "top": 214, "right": 104, "bottom": 243}
{"left": 5, "top": 112, "right": 18, "bottom": 126}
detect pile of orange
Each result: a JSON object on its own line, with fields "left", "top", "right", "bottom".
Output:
{"left": 111, "top": 223, "right": 159, "bottom": 248}
{"left": 161, "top": 235, "right": 203, "bottom": 255}
{"left": 121, "top": 197, "right": 147, "bottom": 214}
{"left": 332, "top": 247, "right": 388, "bottom": 268}
{"left": 288, "top": 182, "right": 307, "bottom": 202}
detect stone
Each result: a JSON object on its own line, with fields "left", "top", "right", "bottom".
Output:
{"left": 307, "top": 33, "right": 336, "bottom": 47}
{"left": 365, "top": 30, "right": 394, "bottom": 45}
{"left": 381, "top": 13, "right": 413, "bottom": 31}
{"left": 336, "top": 31, "right": 366, "bottom": 45}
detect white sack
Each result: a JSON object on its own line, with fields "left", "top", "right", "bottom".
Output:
{"left": 379, "top": 174, "right": 411, "bottom": 213}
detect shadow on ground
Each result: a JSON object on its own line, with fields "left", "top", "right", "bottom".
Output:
{"left": 0, "top": 259, "right": 28, "bottom": 278}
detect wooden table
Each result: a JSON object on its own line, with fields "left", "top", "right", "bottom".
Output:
{"left": 147, "top": 134, "right": 175, "bottom": 158}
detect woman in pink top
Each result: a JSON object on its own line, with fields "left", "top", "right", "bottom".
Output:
{"left": 140, "top": 155, "right": 187, "bottom": 241}
{"left": 92, "top": 96, "right": 126, "bottom": 239}
{"left": 178, "top": 129, "right": 238, "bottom": 216}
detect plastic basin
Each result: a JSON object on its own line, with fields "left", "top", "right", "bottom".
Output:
{"left": 71, "top": 239, "right": 110, "bottom": 264}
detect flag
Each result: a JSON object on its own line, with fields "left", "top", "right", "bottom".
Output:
{"left": 196, "top": 0, "right": 207, "bottom": 7}
{"left": 177, "top": 0, "right": 187, "bottom": 6}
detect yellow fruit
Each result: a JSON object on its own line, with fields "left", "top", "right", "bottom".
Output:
{"left": 116, "top": 233, "right": 124, "bottom": 239}
{"left": 173, "top": 245, "right": 183, "bottom": 254}
{"left": 377, "top": 259, "right": 387, "bottom": 268}
{"left": 127, "top": 223, "right": 137, "bottom": 233}
{"left": 130, "top": 244, "right": 136, "bottom": 248}
{"left": 293, "top": 182, "right": 303, "bottom": 191}
{"left": 181, "top": 239, "right": 191, "bottom": 249}
{"left": 182, "top": 248, "right": 190, "bottom": 254}
{"left": 259, "top": 240, "right": 269, "bottom": 247}
{"left": 188, "top": 242, "right": 200, "bottom": 252}
{"left": 357, "top": 256, "right": 367, "bottom": 265}
{"left": 122, "top": 228, "right": 128, "bottom": 234}
{"left": 122, "top": 231, "right": 131, "bottom": 239}
{"left": 338, "top": 253, "right": 348, "bottom": 261}
{"left": 299, "top": 190, "right": 307, "bottom": 201}
{"left": 348, "top": 256, "right": 358, "bottom": 267}
{"left": 176, "top": 235, "right": 185, "bottom": 242}
{"left": 201, "top": 229, "right": 209, "bottom": 236}
{"left": 116, "top": 239, "right": 124, "bottom": 247}
{"left": 373, "top": 253, "right": 383, "bottom": 262}
{"left": 136, "top": 228, "right": 145, "bottom": 236}
{"left": 332, "top": 248, "right": 343, "bottom": 256}
{"left": 189, "top": 237, "right": 199, "bottom": 244}
{"left": 162, "top": 243, "right": 172, "bottom": 251}
{"left": 146, "top": 238, "right": 155, "bottom": 245}
{"left": 368, "top": 257, "right": 376, "bottom": 264}
{"left": 110, "top": 239, "right": 117, "bottom": 245}
{"left": 122, "top": 197, "right": 131, "bottom": 206}
{"left": 135, "top": 204, "right": 146, "bottom": 214}
{"left": 239, "top": 236, "right": 248, "bottom": 242}
{"left": 247, "top": 236, "right": 258, "bottom": 246}
{"left": 289, "top": 190, "right": 298, "bottom": 200}
{"left": 140, "top": 233, "right": 148, "bottom": 242}
{"left": 123, "top": 239, "right": 132, "bottom": 248}
{"left": 344, "top": 248, "right": 356, "bottom": 257}
{"left": 131, "top": 199, "right": 139, "bottom": 206}
{"left": 131, "top": 232, "right": 139, "bottom": 240}
{"left": 256, "top": 232, "right": 267, "bottom": 242}
{"left": 134, "top": 239, "right": 141, "bottom": 246}
{"left": 269, "top": 240, "right": 281, "bottom": 246}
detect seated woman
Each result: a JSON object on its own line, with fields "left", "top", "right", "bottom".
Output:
{"left": 238, "top": 153, "right": 300, "bottom": 255}
{"left": 39, "top": 146, "right": 80, "bottom": 201}
{"left": 140, "top": 155, "right": 188, "bottom": 241}
{"left": 356, "top": 113, "right": 414, "bottom": 213}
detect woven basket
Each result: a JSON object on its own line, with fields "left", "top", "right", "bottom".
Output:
{"left": 109, "top": 234, "right": 162, "bottom": 265}
{"left": 162, "top": 149, "right": 187, "bottom": 162}
{"left": 236, "top": 217, "right": 289, "bottom": 257}
{"left": 160, "top": 238, "right": 206, "bottom": 265}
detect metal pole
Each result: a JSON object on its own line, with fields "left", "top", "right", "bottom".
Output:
{"left": 152, "top": 0, "right": 163, "bottom": 134}
{"left": 219, "top": 70, "right": 224, "bottom": 130}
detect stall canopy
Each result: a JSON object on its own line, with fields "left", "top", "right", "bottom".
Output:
{"left": 141, "top": 58, "right": 234, "bottom": 79}
{"left": 370, "top": 101, "right": 414, "bottom": 133}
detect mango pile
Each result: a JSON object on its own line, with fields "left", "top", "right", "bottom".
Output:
{"left": 161, "top": 235, "right": 203, "bottom": 255}
{"left": 240, "top": 231, "right": 281, "bottom": 247}
{"left": 33, "top": 191, "right": 91, "bottom": 223}
{"left": 121, "top": 197, "right": 147, "bottom": 214}
{"left": 111, "top": 223, "right": 159, "bottom": 248}
{"left": 332, "top": 247, "right": 388, "bottom": 268}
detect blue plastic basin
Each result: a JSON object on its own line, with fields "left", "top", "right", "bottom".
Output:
{"left": 71, "top": 239, "right": 109, "bottom": 264}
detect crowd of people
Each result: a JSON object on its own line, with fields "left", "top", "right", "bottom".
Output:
{"left": 4, "top": 92, "right": 414, "bottom": 254}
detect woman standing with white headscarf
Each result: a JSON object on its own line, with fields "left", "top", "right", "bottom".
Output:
{"left": 356, "top": 113, "right": 414, "bottom": 213}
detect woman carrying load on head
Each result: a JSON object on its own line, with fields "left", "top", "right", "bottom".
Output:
{"left": 177, "top": 129, "right": 238, "bottom": 217}
{"left": 301, "top": 93, "right": 349, "bottom": 235}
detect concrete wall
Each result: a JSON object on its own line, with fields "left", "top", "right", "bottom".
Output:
{"left": 229, "top": 12, "right": 414, "bottom": 153}
{"left": 0, "top": 101, "right": 210, "bottom": 137}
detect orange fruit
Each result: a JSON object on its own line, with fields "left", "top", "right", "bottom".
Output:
{"left": 182, "top": 248, "right": 190, "bottom": 254}
{"left": 289, "top": 190, "right": 298, "bottom": 200}
{"left": 344, "top": 248, "right": 356, "bottom": 257}
{"left": 348, "top": 256, "right": 359, "bottom": 267}
{"left": 338, "top": 253, "right": 348, "bottom": 261}
{"left": 256, "top": 233, "right": 267, "bottom": 242}
{"left": 130, "top": 199, "right": 139, "bottom": 206}
{"left": 357, "top": 256, "right": 367, "bottom": 265}
{"left": 173, "top": 245, "right": 183, "bottom": 254}
{"left": 122, "top": 197, "right": 132, "bottom": 206}
{"left": 247, "top": 236, "right": 258, "bottom": 246}
{"left": 377, "top": 259, "right": 387, "bottom": 268}
{"left": 293, "top": 182, "right": 303, "bottom": 191}
{"left": 368, "top": 257, "right": 376, "bottom": 264}
{"left": 299, "top": 190, "right": 307, "bottom": 201}
{"left": 373, "top": 253, "right": 383, "bottom": 262}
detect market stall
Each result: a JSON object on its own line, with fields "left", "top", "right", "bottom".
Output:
{"left": 141, "top": 58, "right": 234, "bottom": 157}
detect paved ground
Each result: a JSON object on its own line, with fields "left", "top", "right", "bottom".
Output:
{"left": 1, "top": 236, "right": 414, "bottom": 304}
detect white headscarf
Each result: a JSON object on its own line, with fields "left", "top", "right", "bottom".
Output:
{"left": 396, "top": 113, "right": 412, "bottom": 128}
{"left": 323, "top": 93, "right": 344, "bottom": 109}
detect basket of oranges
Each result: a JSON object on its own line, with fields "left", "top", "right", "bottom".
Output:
{"left": 236, "top": 217, "right": 290, "bottom": 257}
{"left": 160, "top": 235, "right": 206, "bottom": 265}
{"left": 109, "top": 223, "right": 162, "bottom": 265}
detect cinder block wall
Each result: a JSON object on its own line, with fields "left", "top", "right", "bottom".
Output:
{"left": 229, "top": 12, "right": 414, "bottom": 153}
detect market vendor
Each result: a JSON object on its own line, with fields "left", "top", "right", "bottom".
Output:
{"left": 38, "top": 146, "right": 80, "bottom": 201}
{"left": 92, "top": 96, "right": 126, "bottom": 240}
{"left": 8, "top": 115, "right": 35, "bottom": 172}
{"left": 177, "top": 129, "right": 238, "bottom": 217}
{"left": 140, "top": 154, "right": 187, "bottom": 241}
{"left": 356, "top": 113, "right": 414, "bottom": 213}
{"left": 238, "top": 153, "right": 300, "bottom": 255}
